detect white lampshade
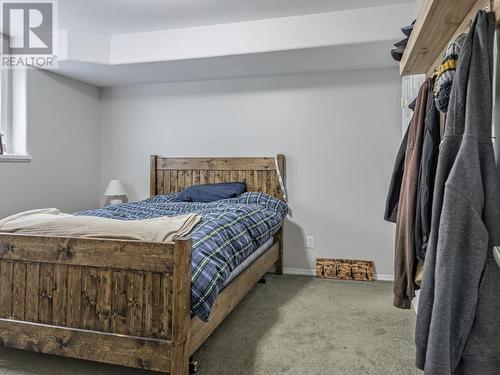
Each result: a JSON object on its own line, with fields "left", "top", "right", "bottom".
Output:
{"left": 104, "top": 180, "right": 127, "bottom": 197}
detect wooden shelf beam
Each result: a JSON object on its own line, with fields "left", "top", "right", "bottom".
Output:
{"left": 400, "top": 0, "right": 496, "bottom": 76}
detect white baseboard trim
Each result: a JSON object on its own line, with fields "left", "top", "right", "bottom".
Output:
{"left": 376, "top": 274, "right": 395, "bottom": 282}
{"left": 283, "top": 268, "right": 394, "bottom": 281}
{"left": 283, "top": 267, "right": 316, "bottom": 276}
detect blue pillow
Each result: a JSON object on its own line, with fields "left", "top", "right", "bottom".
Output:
{"left": 178, "top": 182, "right": 247, "bottom": 203}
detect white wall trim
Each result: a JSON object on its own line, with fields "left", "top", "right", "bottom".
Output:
{"left": 284, "top": 267, "right": 317, "bottom": 276}
{"left": 284, "top": 268, "right": 394, "bottom": 282}
{"left": 0, "top": 154, "right": 32, "bottom": 162}
{"left": 376, "top": 274, "right": 395, "bottom": 282}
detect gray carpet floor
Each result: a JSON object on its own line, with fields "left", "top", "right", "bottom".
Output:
{"left": 0, "top": 275, "right": 420, "bottom": 375}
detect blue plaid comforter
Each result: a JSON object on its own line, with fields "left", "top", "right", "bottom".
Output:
{"left": 76, "top": 192, "right": 287, "bottom": 320}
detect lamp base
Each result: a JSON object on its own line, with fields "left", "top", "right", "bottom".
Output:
{"left": 109, "top": 198, "right": 123, "bottom": 206}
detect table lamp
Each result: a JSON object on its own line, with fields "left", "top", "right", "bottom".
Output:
{"left": 105, "top": 180, "right": 127, "bottom": 205}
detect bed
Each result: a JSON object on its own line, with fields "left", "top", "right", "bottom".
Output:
{"left": 0, "top": 155, "right": 286, "bottom": 375}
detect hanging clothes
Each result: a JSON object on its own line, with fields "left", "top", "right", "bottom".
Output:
{"left": 384, "top": 125, "right": 410, "bottom": 223}
{"left": 393, "top": 78, "right": 431, "bottom": 309}
{"left": 415, "top": 13, "right": 474, "bottom": 369}
{"left": 434, "top": 34, "right": 467, "bottom": 113}
{"left": 385, "top": 99, "right": 418, "bottom": 223}
{"left": 414, "top": 79, "right": 440, "bottom": 261}
{"left": 416, "top": 11, "right": 500, "bottom": 375}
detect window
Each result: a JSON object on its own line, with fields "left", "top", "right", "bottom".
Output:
{"left": 0, "top": 33, "right": 29, "bottom": 161}
{"left": 0, "top": 34, "right": 11, "bottom": 155}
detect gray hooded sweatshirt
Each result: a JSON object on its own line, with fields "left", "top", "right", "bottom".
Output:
{"left": 416, "top": 11, "right": 500, "bottom": 375}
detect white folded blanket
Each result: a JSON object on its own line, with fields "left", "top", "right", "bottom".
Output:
{"left": 0, "top": 208, "right": 201, "bottom": 242}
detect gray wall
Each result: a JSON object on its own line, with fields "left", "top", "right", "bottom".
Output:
{"left": 0, "top": 70, "right": 101, "bottom": 218}
{"left": 99, "top": 68, "right": 402, "bottom": 277}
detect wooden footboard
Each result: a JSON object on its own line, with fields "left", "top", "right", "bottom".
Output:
{"left": 0, "top": 234, "right": 192, "bottom": 375}
{"left": 0, "top": 155, "right": 287, "bottom": 374}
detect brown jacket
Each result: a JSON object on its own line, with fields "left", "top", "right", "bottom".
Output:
{"left": 393, "top": 78, "right": 430, "bottom": 309}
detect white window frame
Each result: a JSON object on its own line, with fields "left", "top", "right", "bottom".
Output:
{"left": 0, "top": 34, "right": 11, "bottom": 153}
{"left": 1, "top": 63, "right": 12, "bottom": 151}
{"left": 0, "top": 33, "right": 30, "bottom": 162}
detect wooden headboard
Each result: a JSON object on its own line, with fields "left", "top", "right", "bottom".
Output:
{"left": 150, "top": 155, "right": 286, "bottom": 200}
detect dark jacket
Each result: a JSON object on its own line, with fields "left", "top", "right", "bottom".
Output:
{"left": 414, "top": 79, "right": 440, "bottom": 261}
{"left": 393, "top": 78, "right": 430, "bottom": 309}
{"left": 384, "top": 125, "right": 409, "bottom": 223}
{"left": 416, "top": 11, "right": 500, "bottom": 374}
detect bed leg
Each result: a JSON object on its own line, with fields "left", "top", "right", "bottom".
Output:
{"left": 189, "top": 355, "right": 199, "bottom": 375}
{"left": 275, "top": 258, "right": 283, "bottom": 275}
{"left": 171, "top": 238, "right": 192, "bottom": 375}
{"left": 275, "top": 229, "right": 284, "bottom": 275}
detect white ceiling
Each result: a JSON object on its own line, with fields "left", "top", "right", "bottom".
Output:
{"left": 59, "top": 0, "right": 416, "bottom": 35}
{"left": 52, "top": 1, "right": 417, "bottom": 86}
{"left": 56, "top": 41, "right": 396, "bottom": 87}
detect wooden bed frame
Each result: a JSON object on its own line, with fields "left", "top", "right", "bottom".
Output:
{"left": 0, "top": 155, "right": 286, "bottom": 375}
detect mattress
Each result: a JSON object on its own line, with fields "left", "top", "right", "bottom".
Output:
{"left": 76, "top": 192, "right": 288, "bottom": 321}
{"left": 222, "top": 237, "right": 274, "bottom": 288}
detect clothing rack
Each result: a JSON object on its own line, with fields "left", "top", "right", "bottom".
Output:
{"left": 391, "top": 7, "right": 500, "bottom": 374}
{"left": 402, "top": 2, "right": 500, "bottom": 273}
{"left": 403, "top": 0, "right": 499, "bottom": 145}
{"left": 400, "top": 0, "right": 500, "bottom": 76}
